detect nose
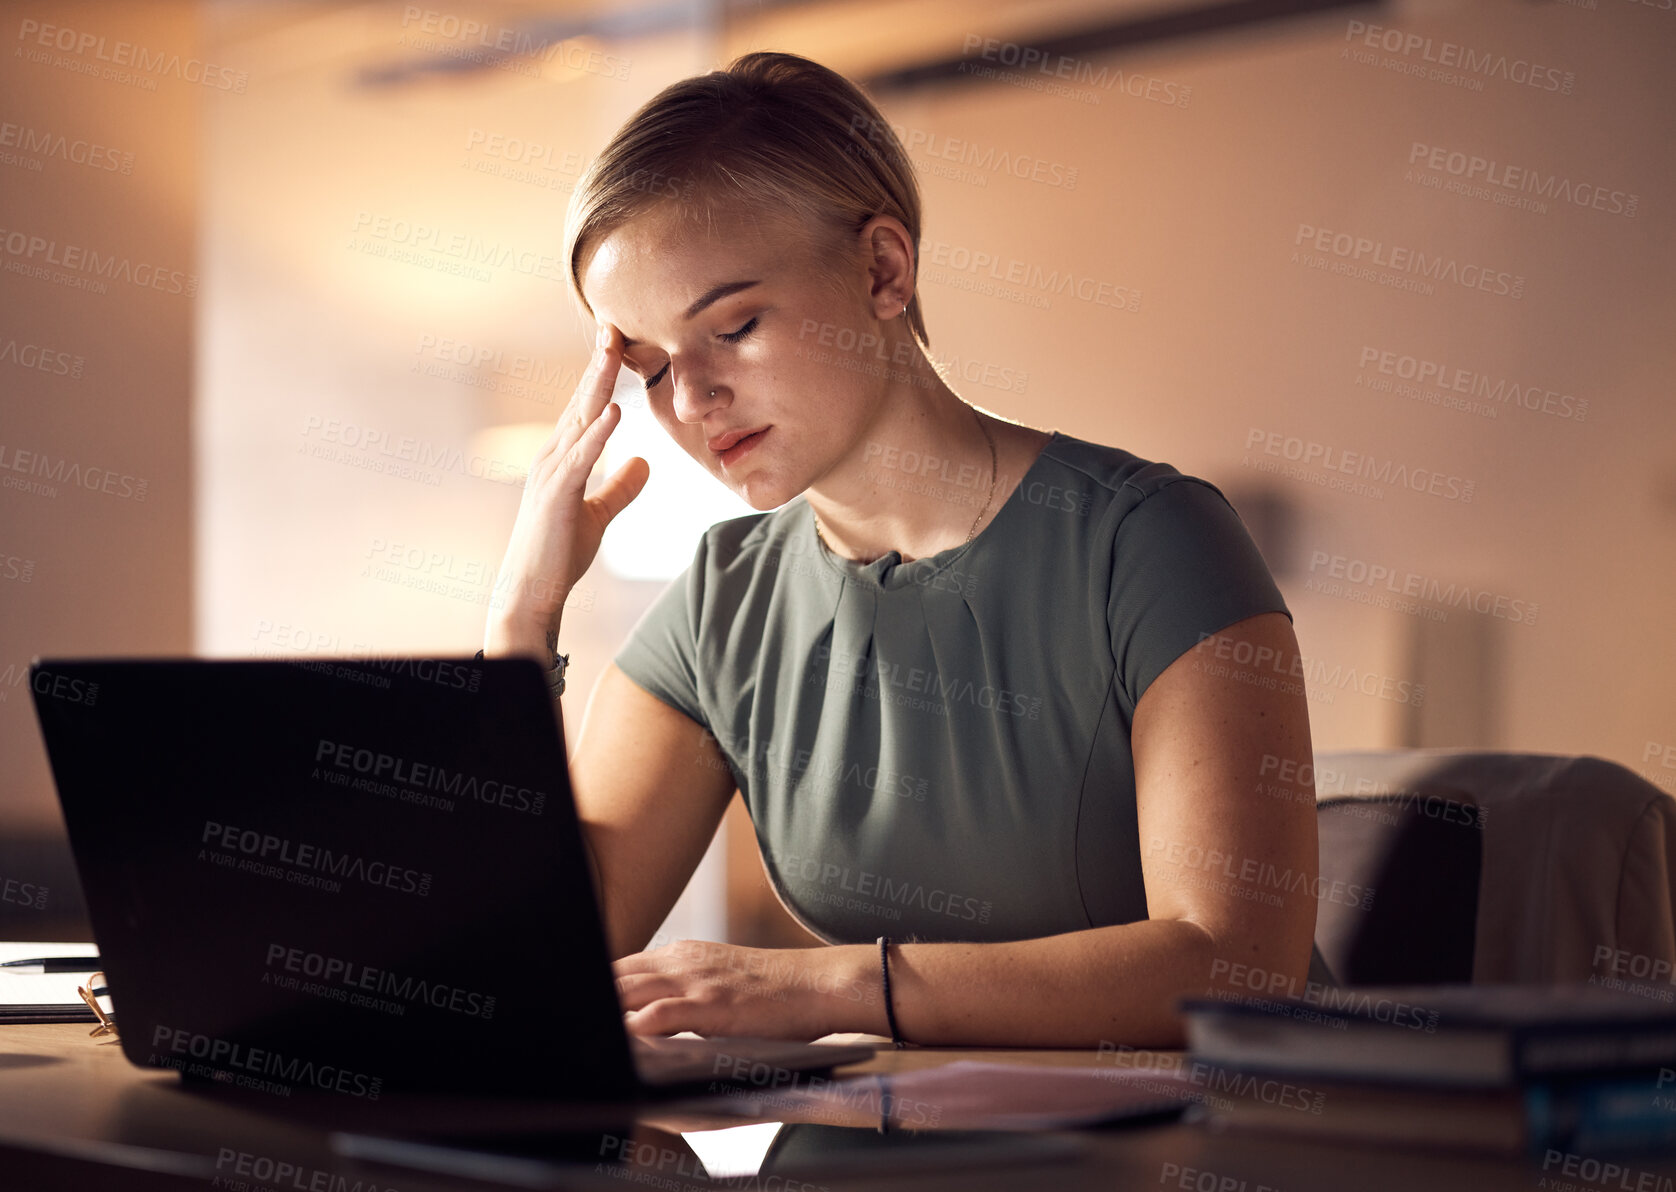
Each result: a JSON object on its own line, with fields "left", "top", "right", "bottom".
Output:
{"left": 671, "top": 371, "right": 729, "bottom": 425}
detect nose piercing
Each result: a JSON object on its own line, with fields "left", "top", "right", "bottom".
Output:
{"left": 710, "top": 390, "right": 716, "bottom": 399}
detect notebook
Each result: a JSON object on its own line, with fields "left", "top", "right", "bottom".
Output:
{"left": 0, "top": 941, "right": 101, "bottom": 1022}
{"left": 1181, "top": 983, "right": 1676, "bottom": 1086}
{"left": 28, "top": 655, "right": 873, "bottom": 1103}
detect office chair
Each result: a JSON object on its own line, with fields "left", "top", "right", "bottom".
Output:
{"left": 1309, "top": 749, "right": 1676, "bottom": 987}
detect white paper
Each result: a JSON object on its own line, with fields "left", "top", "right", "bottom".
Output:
{"left": 0, "top": 940, "right": 101, "bottom": 1007}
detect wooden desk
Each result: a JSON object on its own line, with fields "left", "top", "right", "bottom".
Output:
{"left": 1, "top": 1021, "right": 1668, "bottom": 1192}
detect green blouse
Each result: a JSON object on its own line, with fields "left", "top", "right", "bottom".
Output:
{"left": 614, "top": 431, "right": 1301, "bottom": 953}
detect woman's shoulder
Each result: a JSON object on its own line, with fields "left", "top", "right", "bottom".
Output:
{"left": 684, "top": 500, "right": 819, "bottom": 581}
{"left": 1031, "top": 429, "right": 1228, "bottom": 509}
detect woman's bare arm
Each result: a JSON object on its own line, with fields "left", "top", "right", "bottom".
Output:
{"left": 478, "top": 318, "right": 737, "bottom": 958}
{"left": 569, "top": 663, "right": 739, "bottom": 959}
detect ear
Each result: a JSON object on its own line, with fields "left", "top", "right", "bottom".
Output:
{"left": 856, "top": 214, "right": 916, "bottom": 320}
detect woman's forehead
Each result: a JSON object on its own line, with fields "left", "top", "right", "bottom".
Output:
{"left": 581, "top": 203, "right": 827, "bottom": 309}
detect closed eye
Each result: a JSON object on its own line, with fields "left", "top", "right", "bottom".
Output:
{"left": 641, "top": 317, "right": 758, "bottom": 392}
{"left": 718, "top": 316, "right": 758, "bottom": 344}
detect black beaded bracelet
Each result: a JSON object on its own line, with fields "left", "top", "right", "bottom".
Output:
{"left": 877, "top": 935, "right": 906, "bottom": 1048}
{"left": 474, "top": 647, "right": 567, "bottom": 697}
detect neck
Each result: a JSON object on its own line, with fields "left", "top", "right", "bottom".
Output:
{"left": 805, "top": 351, "right": 1018, "bottom": 564}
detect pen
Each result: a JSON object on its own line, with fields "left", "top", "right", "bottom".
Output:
{"left": 0, "top": 956, "right": 103, "bottom": 973}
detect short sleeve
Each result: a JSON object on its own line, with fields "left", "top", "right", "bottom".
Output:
{"left": 1108, "top": 475, "right": 1290, "bottom": 711}
{"left": 612, "top": 554, "right": 707, "bottom": 729}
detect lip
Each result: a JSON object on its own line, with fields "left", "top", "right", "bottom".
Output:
{"left": 707, "top": 425, "right": 770, "bottom": 454}
{"left": 714, "top": 426, "right": 769, "bottom": 469}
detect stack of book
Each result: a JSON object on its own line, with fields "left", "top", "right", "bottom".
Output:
{"left": 1181, "top": 984, "right": 1676, "bottom": 1156}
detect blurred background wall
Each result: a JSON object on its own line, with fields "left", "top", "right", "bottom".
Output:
{"left": 2, "top": 0, "right": 1671, "bottom": 944}
{"left": 1, "top": 0, "right": 198, "bottom": 939}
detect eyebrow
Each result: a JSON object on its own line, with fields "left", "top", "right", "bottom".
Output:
{"left": 618, "top": 279, "right": 761, "bottom": 352}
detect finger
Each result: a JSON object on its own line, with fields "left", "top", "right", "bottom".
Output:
{"left": 576, "top": 322, "right": 623, "bottom": 430}
{"left": 517, "top": 399, "right": 616, "bottom": 501}
{"left": 614, "top": 971, "right": 685, "bottom": 1012}
{"left": 536, "top": 323, "right": 622, "bottom": 461}
{"left": 611, "top": 948, "right": 666, "bottom": 979}
{"left": 586, "top": 456, "right": 650, "bottom": 527}
{"left": 613, "top": 938, "right": 705, "bottom": 976}
{"left": 632, "top": 988, "right": 739, "bottom": 1039}
{"left": 612, "top": 936, "right": 704, "bottom": 979}
{"left": 625, "top": 997, "right": 707, "bottom": 1038}
{"left": 560, "top": 396, "right": 628, "bottom": 491}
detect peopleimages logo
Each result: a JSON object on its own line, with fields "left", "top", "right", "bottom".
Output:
{"left": 214, "top": 1149, "right": 403, "bottom": 1192}
{"left": 200, "top": 821, "right": 432, "bottom": 897}
{"left": 302, "top": 653, "right": 483, "bottom": 693}
{"left": 299, "top": 415, "right": 525, "bottom": 487}
{"left": 265, "top": 942, "right": 496, "bottom": 1019}
{"left": 1144, "top": 836, "right": 1376, "bottom": 911}
{"left": 1356, "top": 345, "right": 1588, "bottom": 422}
{"left": 1260, "top": 755, "right": 1487, "bottom": 828}
{"left": 150, "top": 1024, "right": 381, "bottom": 1099}
{"left": 925, "top": 238, "right": 1140, "bottom": 312}
{"left": 0, "top": 121, "right": 134, "bottom": 174}
{"left": 779, "top": 851, "right": 994, "bottom": 924}
{"left": 349, "top": 211, "right": 567, "bottom": 283}
{"left": 314, "top": 739, "right": 547, "bottom": 816}
{"left": 1305, "top": 550, "right": 1539, "bottom": 626}
{"left": 463, "top": 129, "right": 586, "bottom": 174}
{"left": 0, "top": 443, "right": 148, "bottom": 501}
{"left": 1244, "top": 427, "right": 1474, "bottom": 504}
{"left": 813, "top": 643, "right": 1044, "bottom": 720}
{"left": 1095, "top": 1042, "right": 1326, "bottom": 1115}
{"left": 598, "top": 1133, "right": 832, "bottom": 1190}
{"left": 1195, "top": 630, "right": 1425, "bottom": 707}
{"left": 1293, "top": 222, "right": 1524, "bottom": 299}
{"left": 1160, "top": 1163, "right": 1285, "bottom": 1192}
{"left": 30, "top": 667, "right": 98, "bottom": 706}
{"left": 1343, "top": 20, "right": 1575, "bottom": 94}
{"left": 0, "top": 875, "right": 48, "bottom": 911}
{"left": 412, "top": 332, "right": 581, "bottom": 404}
{"left": 847, "top": 113, "right": 1080, "bottom": 190}
{"left": 1540, "top": 1151, "right": 1675, "bottom": 1192}
{"left": 0, "top": 226, "right": 198, "bottom": 296}
{"left": 958, "top": 34, "right": 1192, "bottom": 107}
{"left": 1407, "top": 142, "right": 1637, "bottom": 218}
{"left": 0, "top": 336, "right": 85, "bottom": 378}
{"left": 398, "top": 7, "right": 631, "bottom": 81}
{"left": 1206, "top": 959, "right": 1442, "bottom": 1030}
{"left": 698, "top": 726, "right": 931, "bottom": 803}
{"left": 15, "top": 18, "right": 249, "bottom": 92}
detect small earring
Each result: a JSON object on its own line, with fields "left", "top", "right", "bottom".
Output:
{"left": 709, "top": 389, "right": 717, "bottom": 399}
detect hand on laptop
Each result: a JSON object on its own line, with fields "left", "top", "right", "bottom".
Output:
{"left": 614, "top": 938, "right": 883, "bottom": 1040}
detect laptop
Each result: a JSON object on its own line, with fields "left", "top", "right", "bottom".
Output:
{"left": 28, "top": 655, "right": 874, "bottom": 1104}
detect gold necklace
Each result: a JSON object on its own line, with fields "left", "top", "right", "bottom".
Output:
{"left": 815, "top": 406, "right": 999, "bottom": 555}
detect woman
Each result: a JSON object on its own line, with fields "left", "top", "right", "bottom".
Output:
{"left": 484, "top": 51, "right": 1325, "bottom": 1048}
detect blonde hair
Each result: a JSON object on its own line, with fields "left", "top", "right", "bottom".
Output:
{"left": 564, "top": 51, "right": 930, "bottom": 347}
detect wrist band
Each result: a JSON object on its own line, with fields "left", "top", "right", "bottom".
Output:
{"left": 474, "top": 647, "right": 567, "bottom": 697}
{"left": 877, "top": 935, "right": 906, "bottom": 1048}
